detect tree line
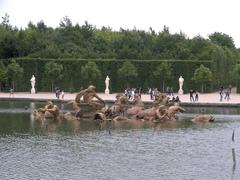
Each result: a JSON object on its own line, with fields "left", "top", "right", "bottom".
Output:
{"left": 0, "top": 59, "right": 233, "bottom": 93}
{"left": 1, "top": 14, "right": 240, "bottom": 92}
{"left": 1, "top": 14, "right": 239, "bottom": 60}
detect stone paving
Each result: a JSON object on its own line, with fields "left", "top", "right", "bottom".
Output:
{"left": 0, "top": 91, "right": 240, "bottom": 104}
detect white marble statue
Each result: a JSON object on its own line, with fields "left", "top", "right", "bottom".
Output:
{"left": 178, "top": 76, "right": 184, "bottom": 95}
{"left": 105, "top": 75, "right": 110, "bottom": 94}
{"left": 30, "top": 75, "right": 36, "bottom": 94}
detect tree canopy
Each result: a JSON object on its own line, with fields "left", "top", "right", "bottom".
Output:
{"left": 192, "top": 64, "right": 213, "bottom": 92}
{"left": 0, "top": 61, "right": 7, "bottom": 91}
{"left": 118, "top": 61, "right": 138, "bottom": 87}
{"left": 81, "top": 61, "right": 102, "bottom": 86}
{"left": 0, "top": 14, "right": 240, "bottom": 92}
{"left": 153, "top": 62, "right": 173, "bottom": 92}
{"left": 0, "top": 14, "right": 239, "bottom": 61}
{"left": 5, "top": 60, "right": 24, "bottom": 90}
{"left": 44, "top": 61, "right": 63, "bottom": 91}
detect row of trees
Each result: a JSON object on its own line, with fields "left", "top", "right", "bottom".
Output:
{"left": 0, "top": 59, "right": 229, "bottom": 93}
{"left": 0, "top": 14, "right": 239, "bottom": 61}
{"left": 1, "top": 14, "right": 240, "bottom": 92}
{"left": 0, "top": 60, "right": 23, "bottom": 91}
{"left": 3, "top": 58, "right": 240, "bottom": 93}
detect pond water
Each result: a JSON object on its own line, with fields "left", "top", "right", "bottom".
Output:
{"left": 0, "top": 101, "right": 240, "bottom": 180}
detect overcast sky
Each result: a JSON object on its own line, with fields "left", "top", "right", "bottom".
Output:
{"left": 1, "top": 0, "right": 240, "bottom": 47}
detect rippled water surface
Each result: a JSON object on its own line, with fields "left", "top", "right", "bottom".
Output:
{"left": 1, "top": 102, "right": 240, "bottom": 180}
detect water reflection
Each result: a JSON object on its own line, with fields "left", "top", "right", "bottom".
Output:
{"left": 231, "top": 129, "right": 237, "bottom": 180}
{"left": 60, "top": 103, "right": 64, "bottom": 110}
{"left": 2, "top": 108, "right": 240, "bottom": 179}
{"left": 67, "top": 119, "right": 81, "bottom": 135}
{"left": 2, "top": 100, "right": 240, "bottom": 116}
{"left": 30, "top": 117, "right": 61, "bottom": 134}
{"left": 30, "top": 102, "right": 35, "bottom": 110}
{"left": 29, "top": 102, "right": 36, "bottom": 122}
{"left": 1, "top": 103, "right": 239, "bottom": 136}
{"left": 28, "top": 113, "right": 198, "bottom": 135}
{"left": 232, "top": 148, "right": 236, "bottom": 174}
{"left": 185, "top": 106, "right": 240, "bottom": 115}
{"left": 28, "top": 116, "right": 217, "bottom": 135}
{"left": 2, "top": 101, "right": 240, "bottom": 135}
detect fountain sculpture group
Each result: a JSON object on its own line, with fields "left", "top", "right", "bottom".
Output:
{"left": 32, "top": 75, "right": 214, "bottom": 125}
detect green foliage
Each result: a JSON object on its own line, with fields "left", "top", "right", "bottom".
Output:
{"left": 232, "top": 64, "right": 240, "bottom": 81}
{"left": 232, "top": 64, "right": 240, "bottom": 93}
{"left": 153, "top": 62, "right": 173, "bottom": 92}
{"left": 6, "top": 60, "right": 24, "bottom": 90}
{"left": 209, "top": 32, "right": 235, "bottom": 49}
{"left": 192, "top": 64, "right": 213, "bottom": 92}
{"left": 189, "top": 35, "right": 212, "bottom": 60}
{"left": 0, "top": 26, "right": 18, "bottom": 58}
{"left": 0, "top": 61, "right": 7, "bottom": 91}
{"left": 1, "top": 13, "right": 11, "bottom": 30}
{"left": 117, "top": 61, "right": 138, "bottom": 87}
{"left": 0, "top": 61, "right": 7, "bottom": 80}
{"left": 0, "top": 16, "right": 239, "bottom": 62}
{"left": 59, "top": 16, "right": 73, "bottom": 28}
{"left": 0, "top": 58, "right": 213, "bottom": 92}
{"left": 44, "top": 61, "right": 63, "bottom": 91}
{"left": 81, "top": 61, "right": 102, "bottom": 86}
{"left": 210, "top": 45, "right": 236, "bottom": 87}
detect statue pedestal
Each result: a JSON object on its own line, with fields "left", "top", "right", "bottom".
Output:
{"left": 178, "top": 89, "right": 183, "bottom": 95}
{"left": 105, "top": 89, "right": 110, "bottom": 94}
{"left": 31, "top": 88, "right": 36, "bottom": 94}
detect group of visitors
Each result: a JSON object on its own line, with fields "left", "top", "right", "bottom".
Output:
{"left": 189, "top": 89, "right": 199, "bottom": 102}
{"left": 165, "top": 86, "right": 181, "bottom": 102}
{"left": 148, "top": 87, "right": 180, "bottom": 102}
{"left": 148, "top": 88, "right": 159, "bottom": 100}
{"left": 169, "top": 96, "right": 181, "bottom": 103}
{"left": 124, "top": 87, "right": 142, "bottom": 101}
{"left": 55, "top": 87, "right": 65, "bottom": 99}
{"left": 166, "top": 86, "right": 174, "bottom": 96}
{"left": 124, "top": 87, "right": 179, "bottom": 102}
{"left": 219, "top": 85, "right": 231, "bottom": 101}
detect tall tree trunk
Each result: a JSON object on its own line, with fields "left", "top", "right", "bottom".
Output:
{"left": 12, "top": 81, "right": 15, "bottom": 91}
{"left": 201, "top": 84, "right": 204, "bottom": 93}
{"left": 237, "top": 81, "right": 240, "bottom": 93}
{"left": 51, "top": 82, "right": 54, "bottom": 92}
{"left": 162, "top": 81, "right": 165, "bottom": 93}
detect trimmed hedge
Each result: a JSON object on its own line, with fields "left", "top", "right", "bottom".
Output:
{"left": 0, "top": 58, "right": 213, "bottom": 93}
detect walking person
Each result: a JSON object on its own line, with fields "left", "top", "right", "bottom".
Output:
{"left": 219, "top": 86, "right": 224, "bottom": 102}
{"left": 55, "top": 87, "right": 60, "bottom": 99}
{"left": 224, "top": 88, "right": 230, "bottom": 101}
{"left": 149, "top": 88, "right": 154, "bottom": 100}
{"left": 61, "top": 90, "right": 65, "bottom": 99}
{"left": 127, "top": 88, "right": 132, "bottom": 100}
{"left": 9, "top": 88, "right": 14, "bottom": 97}
{"left": 189, "top": 89, "right": 194, "bottom": 102}
{"left": 195, "top": 91, "right": 199, "bottom": 102}
{"left": 229, "top": 84, "right": 232, "bottom": 93}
